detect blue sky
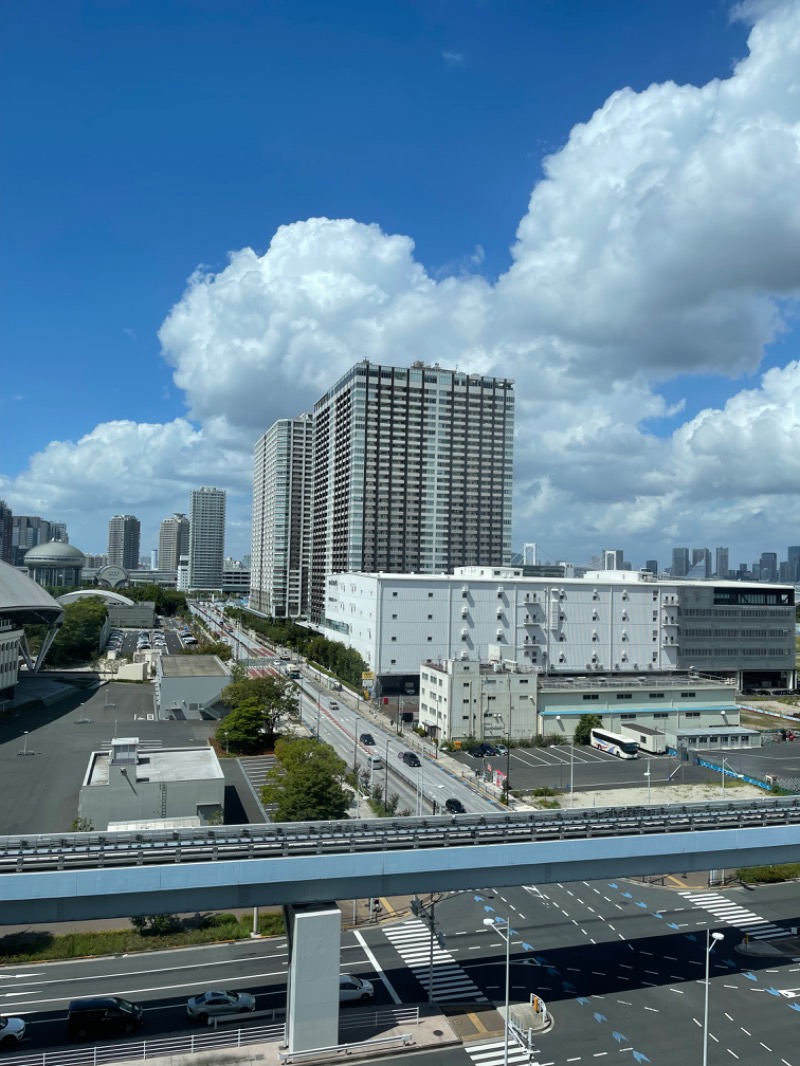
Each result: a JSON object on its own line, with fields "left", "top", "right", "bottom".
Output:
{"left": 2, "top": 0, "right": 800, "bottom": 570}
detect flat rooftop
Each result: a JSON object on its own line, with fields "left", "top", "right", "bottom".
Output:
{"left": 159, "top": 655, "right": 230, "bottom": 678}
{"left": 539, "top": 674, "right": 736, "bottom": 692}
{"left": 86, "top": 747, "right": 224, "bottom": 786}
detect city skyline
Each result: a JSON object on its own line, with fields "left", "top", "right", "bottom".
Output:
{"left": 3, "top": 2, "right": 800, "bottom": 564}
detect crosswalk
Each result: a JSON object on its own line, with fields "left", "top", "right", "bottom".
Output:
{"left": 382, "top": 919, "right": 488, "bottom": 1004}
{"left": 464, "top": 1038, "right": 535, "bottom": 1066}
{"left": 679, "top": 890, "right": 792, "bottom": 941}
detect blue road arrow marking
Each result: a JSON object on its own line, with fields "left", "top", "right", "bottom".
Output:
{"left": 766, "top": 987, "right": 781, "bottom": 996}
{"left": 608, "top": 883, "right": 619, "bottom": 889}
{"left": 632, "top": 1052, "right": 651, "bottom": 1063}
{"left": 651, "top": 912, "right": 663, "bottom": 920}
{"left": 743, "top": 972, "right": 758, "bottom": 982}
{"left": 484, "top": 905, "right": 496, "bottom": 914}
{"left": 789, "top": 1003, "right": 800, "bottom": 1013}
{"left": 474, "top": 895, "right": 485, "bottom": 902}
{"left": 612, "top": 1031, "right": 627, "bottom": 1044}
{"left": 563, "top": 980, "right": 575, "bottom": 992}
{"left": 621, "top": 891, "right": 633, "bottom": 899}
{"left": 636, "top": 902, "right": 648, "bottom": 909}
{"left": 522, "top": 942, "right": 534, "bottom": 952}
{"left": 685, "top": 933, "right": 698, "bottom": 943}
{"left": 593, "top": 1012, "right": 607, "bottom": 1023}
{"left": 667, "top": 922, "right": 680, "bottom": 930}
{"left": 577, "top": 997, "right": 590, "bottom": 1006}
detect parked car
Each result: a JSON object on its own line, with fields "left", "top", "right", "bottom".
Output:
{"left": 444, "top": 798, "right": 466, "bottom": 814}
{"left": 0, "top": 1016, "right": 26, "bottom": 1048}
{"left": 186, "top": 990, "right": 256, "bottom": 1024}
{"left": 359, "top": 733, "right": 376, "bottom": 746}
{"left": 466, "top": 747, "right": 484, "bottom": 758}
{"left": 67, "top": 997, "right": 143, "bottom": 1041}
{"left": 494, "top": 744, "right": 508, "bottom": 755}
{"left": 339, "top": 975, "right": 374, "bottom": 1002}
{"left": 401, "top": 751, "right": 421, "bottom": 768}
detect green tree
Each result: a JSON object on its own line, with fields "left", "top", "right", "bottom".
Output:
{"left": 573, "top": 714, "right": 603, "bottom": 746}
{"left": 261, "top": 738, "right": 350, "bottom": 821}
{"left": 34, "top": 598, "right": 108, "bottom": 666}
{"left": 219, "top": 676, "right": 298, "bottom": 741}
{"left": 216, "top": 700, "right": 271, "bottom": 754}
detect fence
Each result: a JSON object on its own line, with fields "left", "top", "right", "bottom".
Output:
{"left": 3, "top": 1008, "right": 421, "bottom": 1066}
{"left": 2, "top": 1021, "right": 286, "bottom": 1066}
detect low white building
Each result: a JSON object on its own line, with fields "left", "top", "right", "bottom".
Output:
{"left": 419, "top": 661, "right": 740, "bottom": 746}
{"left": 154, "top": 654, "right": 232, "bottom": 720}
{"left": 78, "top": 738, "right": 225, "bottom": 831}
{"left": 323, "top": 566, "right": 795, "bottom": 693}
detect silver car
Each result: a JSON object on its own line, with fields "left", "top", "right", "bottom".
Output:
{"left": 339, "top": 974, "right": 374, "bottom": 1002}
{"left": 0, "top": 1016, "right": 26, "bottom": 1048}
{"left": 186, "top": 989, "right": 255, "bottom": 1023}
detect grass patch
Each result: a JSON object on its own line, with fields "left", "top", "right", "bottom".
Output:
{"left": 0, "top": 912, "right": 285, "bottom": 965}
{"left": 737, "top": 863, "right": 800, "bottom": 884}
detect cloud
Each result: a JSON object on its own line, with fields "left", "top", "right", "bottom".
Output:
{"left": 10, "top": 0, "right": 800, "bottom": 564}
{"left": 442, "top": 50, "right": 465, "bottom": 68}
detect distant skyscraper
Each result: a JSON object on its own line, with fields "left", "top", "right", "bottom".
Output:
{"left": 760, "top": 552, "right": 778, "bottom": 583}
{"left": 691, "top": 548, "right": 711, "bottom": 579}
{"left": 107, "top": 515, "right": 141, "bottom": 570}
{"left": 251, "top": 415, "right": 314, "bottom": 618}
{"left": 158, "top": 513, "right": 190, "bottom": 571}
{"left": 0, "top": 500, "right": 12, "bottom": 564}
{"left": 672, "top": 547, "right": 690, "bottom": 577}
{"left": 11, "top": 515, "right": 52, "bottom": 564}
{"left": 715, "top": 547, "right": 729, "bottom": 580}
{"left": 50, "top": 522, "right": 68, "bottom": 543}
{"left": 188, "top": 487, "right": 226, "bottom": 590}
{"left": 602, "top": 549, "right": 625, "bottom": 570}
{"left": 310, "top": 360, "right": 514, "bottom": 622}
{"left": 788, "top": 546, "right": 800, "bottom": 583}
{"left": 644, "top": 559, "right": 658, "bottom": 576}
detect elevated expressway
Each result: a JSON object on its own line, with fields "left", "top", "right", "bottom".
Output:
{"left": 2, "top": 798, "right": 800, "bottom": 924}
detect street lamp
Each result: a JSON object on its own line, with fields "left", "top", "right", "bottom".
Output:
{"left": 483, "top": 916, "right": 512, "bottom": 1066}
{"left": 703, "top": 930, "right": 724, "bottom": 1066}
{"left": 644, "top": 763, "right": 651, "bottom": 805}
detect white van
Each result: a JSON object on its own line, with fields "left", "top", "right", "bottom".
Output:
{"left": 367, "top": 754, "right": 383, "bottom": 771}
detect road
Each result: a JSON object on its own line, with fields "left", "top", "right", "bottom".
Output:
{"left": 5, "top": 878, "right": 800, "bottom": 1062}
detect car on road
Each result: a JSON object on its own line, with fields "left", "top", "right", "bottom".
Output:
{"left": 400, "top": 751, "right": 421, "bottom": 768}
{"left": 0, "top": 1016, "right": 26, "bottom": 1048}
{"left": 339, "top": 974, "right": 374, "bottom": 1002}
{"left": 444, "top": 798, "right": 466, "bottom": 814}
{"left": 186, "top": 990, "right": 256, "bottom": 1023}
{"left": 466, "top": 747, "right": 484, "bottom": 758}
{"left": 67, "top": 997, "right": 143, "bottom": 1040}
{"left": 360, "top": 732, "right": 375, "bottom": 746}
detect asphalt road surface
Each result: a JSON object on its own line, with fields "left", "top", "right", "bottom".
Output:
{"left": 5, "top": 878, "right": 800, "bottom": 1064}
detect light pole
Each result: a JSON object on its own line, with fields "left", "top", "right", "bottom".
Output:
{"left": 353, "top": 715, "right": 360, "bottom": 777}
{"left": 644, "top": 761, "right": 651, "bottom": 804}
{"left": 384, "top": 736, "right": 390, "bottom": 812}
{"left": 19, "top": 731, "right": 29, "bottom": 757}
{"left": 703, "top": 930, "right": 724, "bottom": 1066}
{"left": 483, "top": 916, "right": 512, "bottom": 1066}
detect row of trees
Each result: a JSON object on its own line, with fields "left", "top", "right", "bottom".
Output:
{"left": 26, "top": 597, "right": 107, "bottom": 666}
{"left": 224, "top": 609, "right": 366, "bottom": 687}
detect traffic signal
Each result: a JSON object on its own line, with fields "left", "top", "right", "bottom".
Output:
{"left": 410, "top": 896, "right": 422, "bottom": 917}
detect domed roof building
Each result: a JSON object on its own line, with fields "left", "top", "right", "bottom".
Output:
{"left": 24, "top": 541, "right": 86, "bottom": 589}
{"left": 0, "top": 559, "right": 64, "bottom": 697}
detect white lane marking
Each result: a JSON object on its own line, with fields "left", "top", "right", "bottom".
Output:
{"left": 670, "top": 988, "right": 685, "bottom": 994}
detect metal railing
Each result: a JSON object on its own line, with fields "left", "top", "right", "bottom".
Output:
{"left": 2, "top": 1022, "right": 286, "bottom": 1066}
{"left": 2, "top": 796, "right": 800, "bottom": 875}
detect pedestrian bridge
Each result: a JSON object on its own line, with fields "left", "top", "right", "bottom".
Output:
{"left": 2, "top": 797, "right": 799, "bottom": 924}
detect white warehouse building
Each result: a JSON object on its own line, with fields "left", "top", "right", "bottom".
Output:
{"left": 322, "top": 566, "right": 796, "bottom": 694}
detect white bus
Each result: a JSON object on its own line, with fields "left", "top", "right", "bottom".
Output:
{"left": 590, "top": 727, "right": 640, "bottom": 759}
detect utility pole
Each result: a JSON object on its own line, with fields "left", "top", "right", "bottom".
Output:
{"left": 411, "top": 895, "right": 445, "bottom": 1003}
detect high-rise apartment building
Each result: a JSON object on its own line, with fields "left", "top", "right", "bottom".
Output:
{"left": 671, "top": 547, "right": 690, "bottom": 577}
{"left": 310, "top": 360, "right": 514, "bottom": 622}
{"left": 760, "top": 551, "right": 778, "bottom": 583}
{"left": 251, "top": 415, "right": 314, "bottom": 617}
{"left": 158, "top": 513, "right": 191, "bottom": 571}
{"left": 788, "top": 546, "right": 800, "bottom": 583}
{"left": 644, "top": 559, "right": 658, "bottom": 576}
{"left": 107, "top": 515, "right": 141, "bottom": 570}
{"left": 11, "top": 515, "right": 56, "bottom": 564}
{"left": 715, "top": 547, "right": 729, "bottom": 580}
{"left": 0, "top": 500, "right": 12, "bottom": 564}
{"left": 188, "top": 487, "right": 226, "bottom": 591}
{"left": 50, "top": 522, "right": 68, "bottom": 542}
{"left": 689, "top": 548, "right": 711, "bottom": 579}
